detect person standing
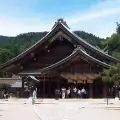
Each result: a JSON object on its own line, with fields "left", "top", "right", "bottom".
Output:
{"left": 32, "top": 89, "right": 37, "bottom": 105}
{"left": 73, "top": 87, "right": 77, "bottom": 98}
{"left": 81, "top": 87, "right": 86, "bottom": 98}
{"left": 61, "top": 87, "right": 66, "bottom": 99}
{"left": 66, "top": 87, "right": 70, "bottom": 98}
{"left": 77, "top": 89, "right": 81, "bottom": 98}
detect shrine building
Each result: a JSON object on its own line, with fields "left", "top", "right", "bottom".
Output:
{"left": 0, "top": 19, "right": 119, "bottom": 98}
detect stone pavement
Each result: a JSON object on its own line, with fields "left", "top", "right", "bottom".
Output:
{"left": 33, "top": 100, "right": 120, "bottom": 120}
{"left": 0, "top": 103, "right": 40, "bottom": 120}
{"left": 0, "top": 98, "right": 120, "bottom": 120}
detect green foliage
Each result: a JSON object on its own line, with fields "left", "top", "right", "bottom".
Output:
{"left": 0, "top": 84, "right": 11, "bottom": 91}
{"left": 112, "top": 52, "right": 120, "bottom": 60}
{"left": 99, "top": 22, "right": 120, "bottom": 59}
{"left": 0, "top": 32, "right": 48, "bottom": 64}
{"left": 0, "top": 48, "right": 13, "bottom": 64}
{"left": 74, "top": 31, "right": 104, "bottom": 46}
{"left": 107, "top": 34, "right": 120, "bottom": 55}
{"left": 0, "top": 31, "right": 103, "bottom": 64}
{"left": 102, "top": 75, "right": 110, "bottom": 83}
{"left": 111, "top": 74, "right": 119, "bottom": 84}
{"left": 99, "top": 39, "right": 108, "bottom": 49}
{"left": 102, "top": 68, "right": 113, "bottom": 83}
{"left": 116, "top": 22, "right": 120, "bottom": 34}
{"left": 0, "top": 36, "right": 11, "bottom": 44}
{"left": 102, "top": 64, "right": 120, "bottom": 98}
{"left": 0, "top": 23, "right": 119, "bottom": 65}
{"left": 102, "top": 63, "right": 120, "bottom": 85}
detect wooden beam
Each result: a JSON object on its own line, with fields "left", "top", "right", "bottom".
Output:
{"left": 0, "top": 80, "right": 20, "bottom": 84}
{"left": 87, "top": 79, "right": 93, "bottom": 83}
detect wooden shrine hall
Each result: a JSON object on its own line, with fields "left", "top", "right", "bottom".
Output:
{"left": 0, "top": 18, "right": 119, "bottom": 98}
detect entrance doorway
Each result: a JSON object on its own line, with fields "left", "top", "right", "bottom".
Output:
{"left": 35, "top": 77, "right": 95, "bottom": 98}
{"left": 35, "top": 77, "right": 68, "bottom": 98}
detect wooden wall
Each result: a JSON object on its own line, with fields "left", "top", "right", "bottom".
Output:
{"left": 23, "top": 37, "right": 74, "bottom": 70}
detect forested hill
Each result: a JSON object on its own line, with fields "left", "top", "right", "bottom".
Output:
{"left": 100, "top": 23, "right": 120, "bottom": 60}
{"left": 0, "top": 36, "right": 12, "bottom": 43}
{"left": 0, "top": 30, "right": 103, "bottom": 64}
{"left": 74, "top": 31, "right": 104, "bottom": 46}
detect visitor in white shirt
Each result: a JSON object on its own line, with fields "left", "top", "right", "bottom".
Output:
{"left": 81, "top": 87, "right": 86, "bottom": 98}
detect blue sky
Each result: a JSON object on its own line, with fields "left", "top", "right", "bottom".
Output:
{"left": 0, "top": 0, "right": 120, "bottom": 38}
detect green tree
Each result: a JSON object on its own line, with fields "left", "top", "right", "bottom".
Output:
{"left": 0, "top": 84, "right": 11, "bottom": 91}
{"left": 0, "top": 48, "right": 12, "bottom": 64}
{"left": 107, "top": 34, "right": 120, "bottom": 55}
{"left": 116, "top": 22, "right": 120, "bottom": 34}
{"left": 112, "top": 52, "right": 120, "bottom": 60}
{"left": 99, "top": 22, "right": 120, "bottom": 59}
{"left": 102, "top": 63, "right": 120, "bottom": 98}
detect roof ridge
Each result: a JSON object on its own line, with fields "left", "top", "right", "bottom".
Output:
{"left": 69, "top": 29, "right": 120, "bottom": 62}
{"left": 0, "top": 23, "right": 61, "bottom": 69}
{"left": 0, "top": 19, "right": 119, "bottom": 71}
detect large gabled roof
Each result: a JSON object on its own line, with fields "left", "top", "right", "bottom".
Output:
{"left": 18, "top": 47, "right": 110, "bottom": 76}
{"left": 0, "top": 19, "right": 119, "bottom": 70}
{"left": 60, "top": 23, "right": 119, "bottom": 63}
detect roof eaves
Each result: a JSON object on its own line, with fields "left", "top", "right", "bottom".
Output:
{"left": 23, "top": 47, "right": 110, "bottom": 75}
{"left": 24, "top": 75, "right": 39, "bottom": 81}
{"left": 0, "top": 24, "right": 62, "bottom": 70}
{"left": 60, "top": 23, "right": 120, "bottom": 62}
{"left": 1, "top": 22, "right": 119, "bottom": 71}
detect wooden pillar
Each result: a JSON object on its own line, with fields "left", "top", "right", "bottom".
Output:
{"left": 89, "top": 83, "right": 93, "bottom": 98}
{"left": 43, "top": 76, "right": 45, "bottom": 98}
{"left": 57, "top": 77, "right": 60, "bottom": 89}
{"left": 21, "top": 77, "right": 26, "bottom": 97}
{"left": 22, "top": 77, "right": 25, "bottom": 89}
{"left": 48, "top": 78, "right": 51, "bottom": 98}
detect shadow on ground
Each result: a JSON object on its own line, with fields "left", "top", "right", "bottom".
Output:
{"left": 0, "top": 109, "right": 4, "bottom": 117}
{"left": 0, "top": 109, "right": 5, "bottom": 111}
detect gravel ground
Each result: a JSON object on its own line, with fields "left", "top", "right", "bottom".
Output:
{"left": 0, "top": 99, "right": 120, "bottom": 120}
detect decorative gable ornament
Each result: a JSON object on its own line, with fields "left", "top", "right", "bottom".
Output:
{"left": 52, "top": 18, "right": 70, "bottom": 29}
{"left": 59, "top": 36, "right": 63, "bottom": 41}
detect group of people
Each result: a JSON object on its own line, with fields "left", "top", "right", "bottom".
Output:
{"left": 55, "top": 87, "right": 87, "bottom": 99}
{"left": 0, "top": 91, "right": 9, "bottom": 99}
{"left": 0, "top": 90, "right": 20, "bottom": 99}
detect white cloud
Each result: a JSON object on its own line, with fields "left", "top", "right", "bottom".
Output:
{"left": 0, "top": 0, "right": 120, "bottom": 38}
{"left": 65, "top": 0, "right": 120, "bottom": 38}
{"left": 66, "top": 0, "right": 120, "bottom": 24}
{"left": 67, "top": 7, "right": 120, "bottom": 24}
{"left": 0, "top": 16, "right": 53, "bottom": 36}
